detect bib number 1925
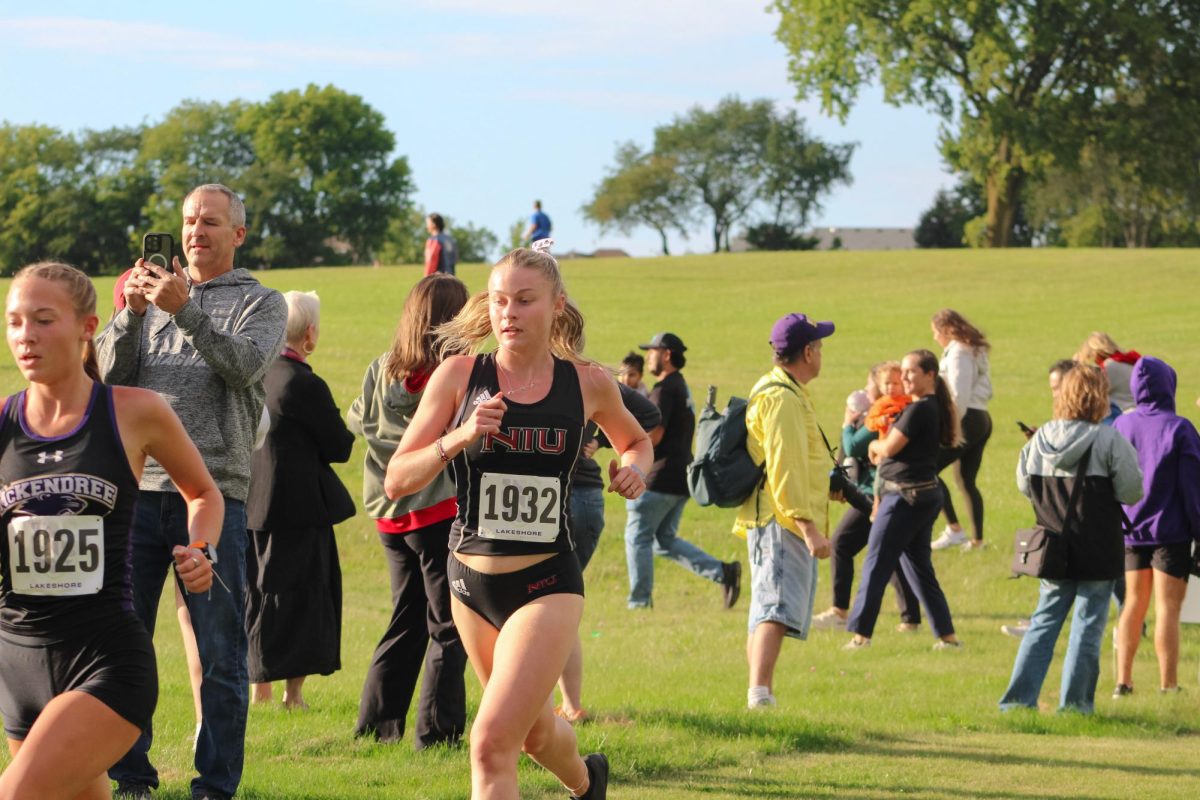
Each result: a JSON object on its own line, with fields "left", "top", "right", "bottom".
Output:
{"left": 7, "top": 515, "right": 105, "bottom": 596}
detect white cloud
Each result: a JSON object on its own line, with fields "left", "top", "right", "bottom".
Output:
{"left": 0, "top": 17, "right": 417, "bottom": 70}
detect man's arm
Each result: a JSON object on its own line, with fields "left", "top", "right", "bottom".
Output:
{"left": 173, "top": 288, "right": 288, "bottom": 390}
{"left": 94, "top": 308, "right": 145, "bottom": 386}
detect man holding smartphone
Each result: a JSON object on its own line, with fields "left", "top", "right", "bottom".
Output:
{"left": 96, "top": 183, "right": 287, "bottom": 800}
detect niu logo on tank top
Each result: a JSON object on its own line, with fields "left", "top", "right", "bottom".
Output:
{"left": 481, "top": 427, "right": 568, "bottom": 455}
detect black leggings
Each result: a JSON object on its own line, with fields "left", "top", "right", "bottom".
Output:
{"left": 935, "top": 408, "right": 992, "bottom": 540}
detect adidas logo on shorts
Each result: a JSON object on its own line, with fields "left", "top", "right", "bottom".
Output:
{"left": 451, "top": 578, "right": 470, "bottom": 597}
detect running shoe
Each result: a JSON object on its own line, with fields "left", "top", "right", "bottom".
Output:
{"left": 811, "top": 608, "right": 848, "bottom": 630}
{"left": 721, "top": 561, "right": 742, "bottom": 609}
{"left": 571, "top": 753, "right": 609, "bottom": 800}
{"left": 932, "top": 639, "right": 962, "bottom": 651}
{"left": 1160, "top": 686, "right": 1184, "bottom": 695}
{"left": 1112, "top": 683, "right": 1134, "bottom": 698}
{"left": 842, "top": 636, "right": 871, "bottom": 650}
{"left": 747, "top": 686, "right": 777, "bottom": 709}
{"left": 1001, "top": 619, "right": 1030, "bottom": 638}
{"left": 931, "top": 528, "right": 968, "bottom": 550}
{"left": 895, "top": 622, "right": 921, "bottom": 633}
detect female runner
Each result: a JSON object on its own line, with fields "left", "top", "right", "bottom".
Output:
{"left": 384, "top": 243, "right": 652, "bottom": 800}
{"left": 1, "top": 262, "right": 222, "bottom": 799}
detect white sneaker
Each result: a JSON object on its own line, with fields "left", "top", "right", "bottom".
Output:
{"left": 747, "top": 686, "right": 776, "bottom": 709}
{"left": 931, "top": 528, "right": 968, "bottom": 550}
{"left": 811, "top": 608, "right": 847, "bottom": 630}
{"left": 1001, "top": 620, "right": 1030, "bottom": 638}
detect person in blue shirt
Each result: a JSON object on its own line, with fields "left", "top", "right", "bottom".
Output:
{"left": 524, "top": 200, "right": 552, "bottom": 244}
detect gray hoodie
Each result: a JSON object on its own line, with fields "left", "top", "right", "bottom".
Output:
{"left": 96, "top": 268, "right": 287, "bottom": 501}
{"left": 348, "top": 355, "right": 455, "bottom": 521}
{"left": 1016, "top": 419, "right": 1142, "bottom": 504}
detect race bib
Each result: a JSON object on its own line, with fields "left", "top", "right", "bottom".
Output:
{"left": 7, "top": 515, "right": 105, "bottom": 596}
{"left": 478, "top": 473, "right": 560, "bottom": 543}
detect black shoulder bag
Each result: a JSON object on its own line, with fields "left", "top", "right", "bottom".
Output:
{"left": 1011, "top": 446, "right": 1092, "bottom": 579}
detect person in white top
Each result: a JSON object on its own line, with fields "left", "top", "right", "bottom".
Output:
{"left": 929, "top": 309, "right": 993, "bottom": 550}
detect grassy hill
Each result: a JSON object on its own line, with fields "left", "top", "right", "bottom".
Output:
{"left": 2, "top": 248, "right": 1199, "bottom": 798}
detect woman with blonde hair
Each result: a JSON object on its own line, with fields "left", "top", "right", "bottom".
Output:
{"left": 384, "top": 242, "right": 652, "bottom": 799}
{"left": 1, "top": 262, "right": 221, "bottom": 798}
{"left": 351, "top": 273, "right": 471, "bottom": 747}
{"left": 999, "top": 365, "right": 1143, "bottom": 714}
{"left": 1075, "top": 331, "right": 1140, "bottom": 415}
{"left": 929, "top": 308, "right": 993, "bottom": 550}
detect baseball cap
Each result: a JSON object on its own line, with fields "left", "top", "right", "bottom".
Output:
{"left": 639, "top": 332, "right": 686, "bottom": 352}
{"left": 769, "top": 313, "right": 834, "bottom": 354}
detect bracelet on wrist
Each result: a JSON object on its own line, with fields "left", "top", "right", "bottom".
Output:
{"left": 435, "top": 437, "right": 450, "bottom": 463}
{"left": 628, "top": 464, "right": 646, "bottom": 480}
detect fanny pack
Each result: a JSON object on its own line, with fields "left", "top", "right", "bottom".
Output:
{"left": 879, "top": 479, "right": 941, "bottom": 505}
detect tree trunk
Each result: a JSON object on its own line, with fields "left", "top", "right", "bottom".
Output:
{"left": 984, "top": 137, "right": 1023, "bottom": 247}
{"left": 712, "top": 223, "right": 723, "bottom": 253}
{"left": 654, "top": 226, "right": 671, "bottom": 256}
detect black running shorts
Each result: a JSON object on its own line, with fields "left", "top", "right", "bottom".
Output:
{"left": 1124, "top": 540, "right": 1193, "bottom": 581}
{"left": 0, "top": 614, "right": 157, "bottom": 739}
{"left": 447, "top": 552, "right": 584, "bottom": 630}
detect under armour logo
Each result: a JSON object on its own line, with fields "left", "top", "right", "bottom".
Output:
{"left": 36, "top": 451, "right": 64, "bottom": 464}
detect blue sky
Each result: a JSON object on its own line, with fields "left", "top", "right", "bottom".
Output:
{"left": 0, "top": 1, "right": 953, "bottom": 257}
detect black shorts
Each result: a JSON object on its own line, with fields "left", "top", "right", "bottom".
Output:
{"left": 447, "top": 551, "right": 584, "bottom": 630}
{"left": 0, "top": 613, "right": 157, "bottom": 740}
{"left": 1124, "top": 540, "right": 1193, "bottom": 581}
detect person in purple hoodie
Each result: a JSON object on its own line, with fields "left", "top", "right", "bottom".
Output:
{"left": 1111, "top": 356, "right": 1200, "bottom": 697}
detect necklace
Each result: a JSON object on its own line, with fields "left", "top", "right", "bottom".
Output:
{"left": 496, "top": 357, "right": 550, "bottom": 397}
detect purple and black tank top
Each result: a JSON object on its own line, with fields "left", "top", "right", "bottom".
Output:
{"left": 0, "top": 382, "right": 139, "bottom": 642}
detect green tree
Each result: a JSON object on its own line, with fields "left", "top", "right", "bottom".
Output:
{"left": 654, "top": 97, "right": 774, "bottom": 252}
{"left": 239, "top": 84, "right": 415, "bottom": 266}
{"left": 0, "top": 124, "right": 83, "bottom": 275}
{"left": 760, "top": 109, "right": 854, "bottom": 235}
{"left": 137, "top": 100, "right": 255, "bottom": 259}
{"left": 771, "top": 0, "right": 1194, "bottom": 247}
{"left": 581, "top": 142, "right": 691, "bottom": 256}
{"left": 76, "top": 126, "right": 153, "bottom": 273}
{"left": 448, "top": 220, "right": 501, "bottom": 264}
{"left": 506, "top": 218, "right": 526, "bottom": 252}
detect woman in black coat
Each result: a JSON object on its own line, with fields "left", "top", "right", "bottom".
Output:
{"left": 245, "top": 290, "right": 356, "bottom": 709}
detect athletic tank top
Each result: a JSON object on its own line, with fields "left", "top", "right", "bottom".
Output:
{"left": 449, "top": 353, "right": 585, "bottom": 555}
{"left": 0, "top": 383, "right": 140, "bottom": 642}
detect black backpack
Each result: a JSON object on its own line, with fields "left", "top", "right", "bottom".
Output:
{"left": 687, "top": 382, "right": 795, "bottom": 508}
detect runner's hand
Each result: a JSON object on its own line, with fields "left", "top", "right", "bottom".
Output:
{"left": 461, "top": 392, "right": 507, "bottom": 442}
{"left": 607, "top": 459, "right": 645, "bottom": 499}
{"left": 173, "top": 545, "right": 213, "bottom": 593}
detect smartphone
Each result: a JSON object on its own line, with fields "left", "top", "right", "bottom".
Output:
{"left": 142, "top": 232, "right": 174, "bottom": 271}
{"left": 1016, "top": 420, "right": 1035, "bottom": 436}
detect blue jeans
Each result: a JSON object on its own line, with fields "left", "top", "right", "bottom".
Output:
{"left": 109, "top": 492, "right": 249, "bottom": 799}
{"left": 623, "top": 489, "right": 723, "bottom": 608}
{"left": 999, "top": 578, "right": 1114, "bottom": 714}
{"left": 846, "top": 489, "right": 954, "bottom": 639}
{"left": 570, "top": 486, "right": 607, "bottom": 571}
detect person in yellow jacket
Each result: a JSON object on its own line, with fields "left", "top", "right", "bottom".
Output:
{"left": 733, "top": 313, "right": 834, "bottom": 709}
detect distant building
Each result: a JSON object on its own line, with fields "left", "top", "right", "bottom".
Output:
{"left": 810, "top": 227, "right": 915, "bottom": 251}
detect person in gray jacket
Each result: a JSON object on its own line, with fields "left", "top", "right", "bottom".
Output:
{"left": 349, "top": 274, "right": 470, "bottom": 749}
{"left": 999, "top": 365, "right": 1142, "bottom": 715}
{"left": 98, "top": 183, "right": 287, "bottom": 800}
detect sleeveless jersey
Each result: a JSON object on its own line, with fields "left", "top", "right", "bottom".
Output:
{"left": 449, "top": 353, "right": 585, "bottom": 555}
{"left": 0, "top": 383, "right": 139, "bottom": 642}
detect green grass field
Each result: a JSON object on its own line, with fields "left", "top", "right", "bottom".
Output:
{"left": 2, "top": 248, "right": 1200, "bottom": 799}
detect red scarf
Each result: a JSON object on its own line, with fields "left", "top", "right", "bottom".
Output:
{"left": 1104, "top": 349, "right": 1141, "bottom": 366}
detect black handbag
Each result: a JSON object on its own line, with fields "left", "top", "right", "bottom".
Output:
{"left": 1012, "top": 446, "right": 1091, "bottom": 579}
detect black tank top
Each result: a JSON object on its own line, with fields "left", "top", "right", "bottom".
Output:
{"left": 449, "top": 353, "right": 585, "bottom": 555}
{"left": 0, "top": 383, "right": 140, "bottom": 642}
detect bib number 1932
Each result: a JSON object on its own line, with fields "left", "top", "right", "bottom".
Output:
{"left": 7, "top": 515, "right": 105, "bottom": 596}
{"left": 478, "top": 473, "right": 560, "bottom": 543}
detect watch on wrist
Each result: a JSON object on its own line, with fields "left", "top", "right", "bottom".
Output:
{"left": 190, "top": 541, "right": 218, "bottom": 565}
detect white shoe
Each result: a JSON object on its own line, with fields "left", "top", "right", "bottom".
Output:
{"left": 931, "top": 528, "right": 968, "bottom": 550}
{"left": 811, "top": 608, "right": 847, "bottom": 630}
{"left": 1001, "top": 620, "right": 1030, "bottom": 638}
{"left": 747, "top": 686, "right": 777, "bottom": 709}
